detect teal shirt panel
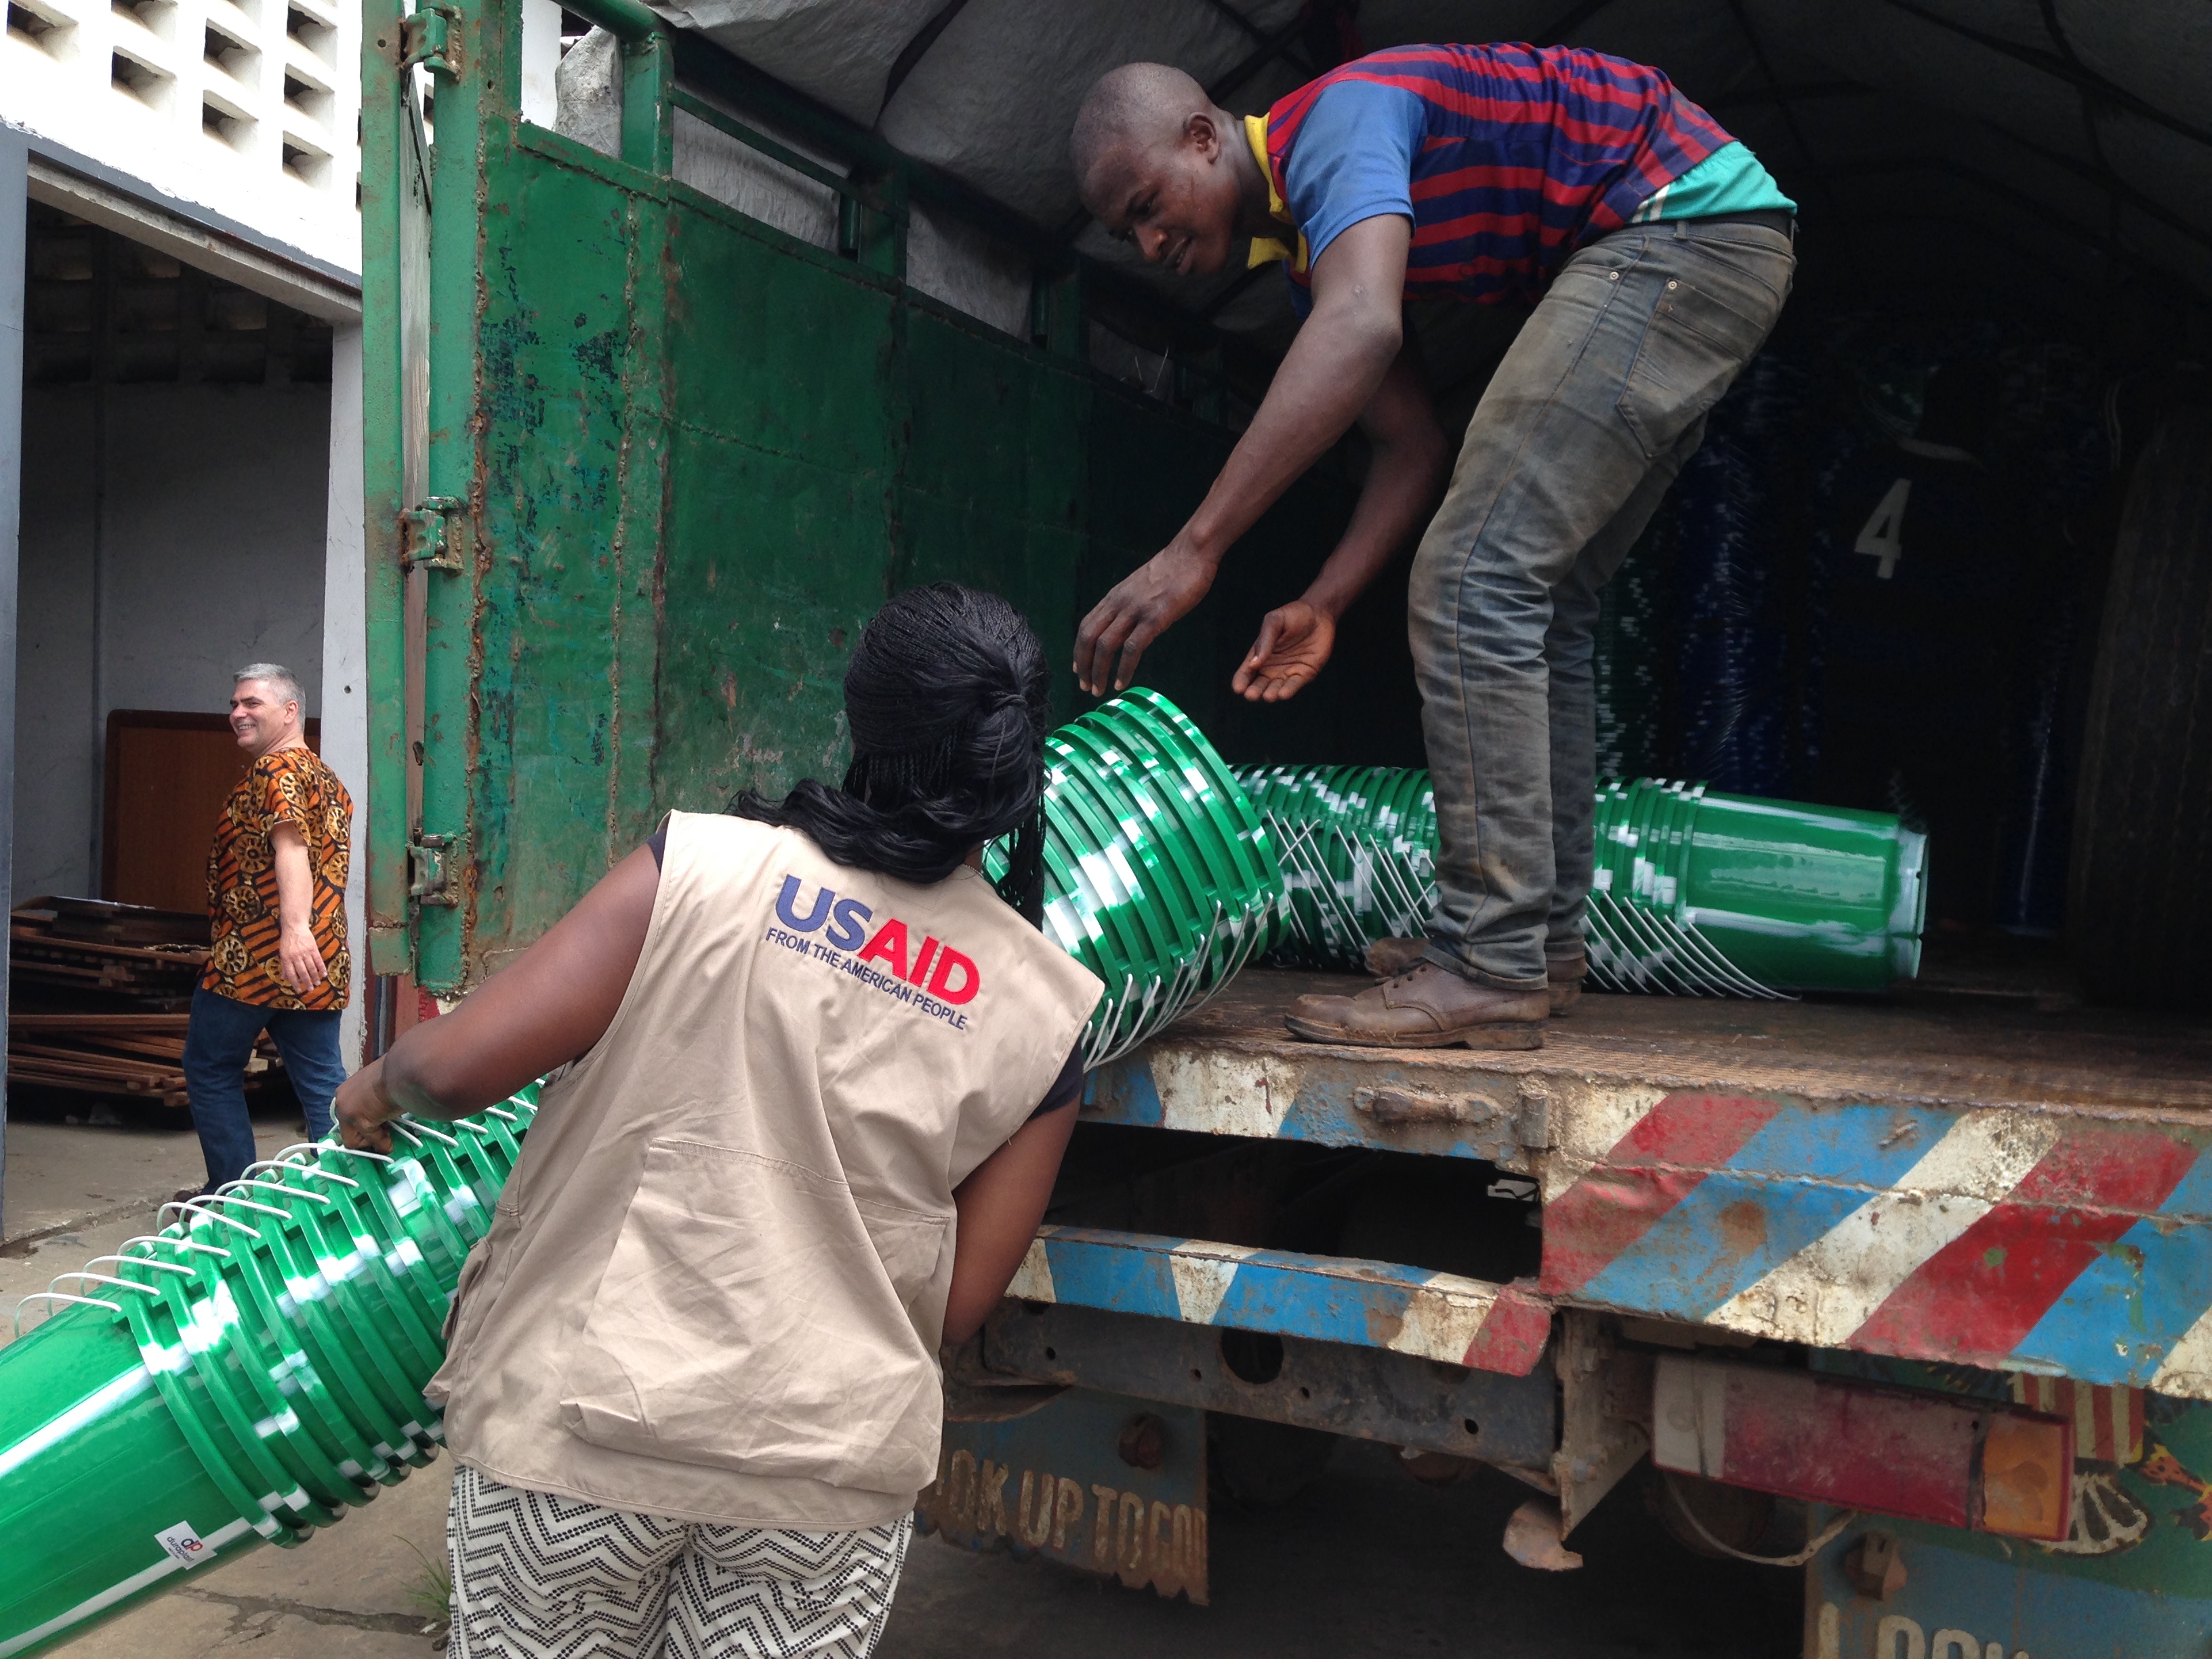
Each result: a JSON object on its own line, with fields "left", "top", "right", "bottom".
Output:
{"left": 1631, "top": 142, "right": 1797, "bottom": 222}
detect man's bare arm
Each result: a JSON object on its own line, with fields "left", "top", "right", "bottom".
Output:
{"left": 335, "top": 846, "right": 659, "bottom": 1149}
{"left": 1073, "top": 214, "right": 1417, "bottom": 695}
{"left": 270, "top": 824, "right": 327, "bottom": 992}
{"left": 1233, "top": 346, "right": 1448, "bottom": 700}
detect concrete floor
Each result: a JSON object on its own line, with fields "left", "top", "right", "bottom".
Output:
{"left": 3, "top": 1111, "right": 1799, "bottom": 1659}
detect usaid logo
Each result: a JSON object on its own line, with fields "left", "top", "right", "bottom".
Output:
{"left": 775, "top": 876, "right": 981, "bottom": 1005}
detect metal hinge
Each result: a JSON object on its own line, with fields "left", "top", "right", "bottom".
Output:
{"left": 367, "top": 923, "right": 413, "bottom": 977}
{"left": 1353, "top": 1086, "right": 1508, "bottom": 1127}
{"left": 409, "top": 834, "right": 460, "bottom": 907}
{"left": 400, "top": 5, "right": 457, "bottom": 75}
{"left": 1515, "top": 1080, "right": 1555, "bottom": 1150}
{"left": 399, "top": 496, "right": 470, "bottom": 572}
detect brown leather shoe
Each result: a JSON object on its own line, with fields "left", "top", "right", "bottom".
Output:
{"left": 1285, "top": 962, "right": 1547, "bottom": 1049}
{"left": 1363, "top": 939, "right": 1587, "bottom": 1017}
{"left": 1361, "top": 937, "right": 1430, "bottom": 979}
{"left": 1546, "top": 950, "right": 1586, "bottom": 1017}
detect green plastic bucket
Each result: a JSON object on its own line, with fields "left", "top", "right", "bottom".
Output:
{"left": 1237, "top": 767, "right": 1925, "bottom": 996}
{"left": 0, "top": 1303, "right": 239, "bottom": 1659}
{"left": 1671, "top": 787, "right": 1929, "bottom": 991}
{"left": 1236, "top": 764, "right": 1437, "bottom": 968}
{"left": 0, "top": 1089, "right": 537, "bottom": 1659}
{"left": 990, "top": 691, "right": 1282, "bottom": 1063}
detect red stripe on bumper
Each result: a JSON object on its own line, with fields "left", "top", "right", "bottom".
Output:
{"left": 1540, "top": 1094, "right": 1783, "bottom": 1295}
{"left": 1463, "top": 1283, "right": 1553, "bottom": 1376}
{"left": 1851, "top": 1124, "right": 2200, "bottom": 1364}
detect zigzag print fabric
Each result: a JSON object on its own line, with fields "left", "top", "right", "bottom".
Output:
{"left": 447, "top": 1463, "right": 909, "bottom": 1658}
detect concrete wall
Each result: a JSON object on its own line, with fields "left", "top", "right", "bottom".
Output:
{"left": 13, "top": 378, "right": 331, "bottom": 900}
{"left": 1, "top": 0, "right": 361, "bottom": 282}
{"left": 320, "top": 325, "right": 365, "bottom": 1067}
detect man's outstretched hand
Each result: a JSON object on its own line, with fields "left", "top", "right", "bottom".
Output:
{"left": 1074, "top": 542, "right": 1217, "bottom": 697}
{"left": 1233, "top": 600, "right": 1336, "bottom": 701}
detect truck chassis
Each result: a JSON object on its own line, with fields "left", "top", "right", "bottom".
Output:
{"left": 928, "top": 971, "right": 2212, "bottom": 1655}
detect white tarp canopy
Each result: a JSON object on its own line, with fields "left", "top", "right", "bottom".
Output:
{"left": 613, "top": 0, "right": 2212, "bottom": 384}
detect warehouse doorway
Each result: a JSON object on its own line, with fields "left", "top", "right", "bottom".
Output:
{"left": 0, "top": 144, "right": 369, "bottom": 1235}
{"left": 5, "top": 199, "right": 336, "bottom": 1150}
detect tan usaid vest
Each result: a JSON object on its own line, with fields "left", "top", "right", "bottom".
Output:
{"left": 428, "top": 811, "right": 1101, "bottom": 1528}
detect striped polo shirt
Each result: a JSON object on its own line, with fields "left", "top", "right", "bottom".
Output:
{"left": 1248, "top": 43, "right": 1767, "bottom": 310}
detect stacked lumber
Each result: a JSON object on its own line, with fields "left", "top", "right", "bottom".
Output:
{"left": 11, "top": 897, "right": 209, "bottom": 1005}
{"left": 14, "top": 1012, "right": 183, "bottom": 1105}
{"left": 7, "top": 897, "right": 281, "bottom": 1111}
{"left": 5, "top": 1015, "right": 280, "bottom": 1109}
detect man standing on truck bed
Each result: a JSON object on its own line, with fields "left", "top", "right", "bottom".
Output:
{"left": 1070, "top": 45, "right": 1794, "bottom": 1048}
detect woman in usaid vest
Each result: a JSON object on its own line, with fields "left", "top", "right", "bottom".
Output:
{"left": 334, "top": 585, "right": 1103, "bottom": 1658}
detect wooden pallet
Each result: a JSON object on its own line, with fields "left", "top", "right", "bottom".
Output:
{"left": 12, "top": 896, "right": 209, "bottom": 1006}
{"left": 7, "top": 902, "right": 281, "bottom": 1107}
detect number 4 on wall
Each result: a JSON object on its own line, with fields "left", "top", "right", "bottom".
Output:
{"left": 1855, "top": 478, "right": 1911, "bottom": 579}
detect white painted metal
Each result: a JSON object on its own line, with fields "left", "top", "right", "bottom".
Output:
{"left": 518, "top": 0, "right": 560, "bottom": 129}
{"left": 321, "top": 323, "right": 367, "bottom": 1068}
{"left": 1702, "top": 1111, "right": 2066, "bottom": 1348}
{"left": 0, "top": 131, "right": 25, "bottom": 1236}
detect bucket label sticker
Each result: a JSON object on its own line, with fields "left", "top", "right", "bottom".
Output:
{"left": 155, "top": 1523, "right": 211, "bottom": 1567}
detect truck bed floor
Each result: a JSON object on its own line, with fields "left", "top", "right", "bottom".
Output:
{"left": 1165, "top": 969, "right": 2212, "bottom": 1120}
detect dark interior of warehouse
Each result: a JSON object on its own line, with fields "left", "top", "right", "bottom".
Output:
{"left": 604, "top": 0, "right": 2212, "bottom": 1010}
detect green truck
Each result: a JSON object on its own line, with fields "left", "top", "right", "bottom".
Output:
{"left": 362, "top": 3, "right": 2212, "bottom": 1654}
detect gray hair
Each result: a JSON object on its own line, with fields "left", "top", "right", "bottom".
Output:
{"left": 234, "top": 663, "right": 303, "bottom": 707}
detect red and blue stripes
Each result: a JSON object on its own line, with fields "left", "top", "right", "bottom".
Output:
{"left": 1006, "top": 1227, "right": 1553, "bottom": 1376}
{"left": 1543, "top": 1092, "right": 2212, "bottom": 1393}
{"left": 1078, "top": 1040, "right": 2212, "bottom": 1396}
{"left": 1263, "top": 43, "right": 1734, "bottom": 306}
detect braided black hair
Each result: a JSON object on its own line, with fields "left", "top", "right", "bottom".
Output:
{"left": 731, "top": 584, "right": 1051, "bottom": 924}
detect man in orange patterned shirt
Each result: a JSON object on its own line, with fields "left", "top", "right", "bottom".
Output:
{"left": 181, "top": 663, "right": 355, "bottom": 1192}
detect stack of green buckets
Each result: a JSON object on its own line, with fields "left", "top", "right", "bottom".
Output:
{"left": 1236, "top": 767, "right": 1927, "bottom": 995}
{"left": 990, "top": 689, "right": 1284, "bottom": 1064}
{"left": 0, "top": 1088, "right": 539, "bottom": 1658}
{"left": 1235, "top": 765, "right": 1438, "bottom": 971}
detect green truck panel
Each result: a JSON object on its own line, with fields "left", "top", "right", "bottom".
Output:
{"left": 373, "top": 16, "right": 1374, "bottom": 985}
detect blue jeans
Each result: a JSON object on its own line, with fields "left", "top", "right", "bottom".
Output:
{"left": 183, "top": 987, "right": 346, "bottom": 1190}
{"left": 1408, "top": 217, "right": 1795, "bottom": 989}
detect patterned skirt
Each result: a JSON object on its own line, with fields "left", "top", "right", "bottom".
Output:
{"left": 447, "top": 1462, "right": 909, "bottom": 1658}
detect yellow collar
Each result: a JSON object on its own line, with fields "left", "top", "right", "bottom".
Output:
{"left": 1243, "top": 113, "right": 1309, "bottom": 272}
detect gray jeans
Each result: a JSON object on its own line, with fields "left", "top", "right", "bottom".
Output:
{"left": 1409, "top": 217, "right": 1795, "bottom": 989}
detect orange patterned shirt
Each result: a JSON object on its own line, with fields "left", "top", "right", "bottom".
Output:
{"left": 201, "top": 747, "right": 354, "bottom": 1010}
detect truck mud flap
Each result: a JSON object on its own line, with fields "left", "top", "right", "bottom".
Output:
{"left": 1807, "top": 1511, "right": 2212, "bottom": 1659}
{"left": 918, "top": 1389, "right": 1208, "bottom": 1604}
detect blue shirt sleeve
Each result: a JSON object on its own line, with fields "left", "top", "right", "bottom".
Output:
{"left": 1279, "top": 78, "right": 1425, "bottom": 293}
